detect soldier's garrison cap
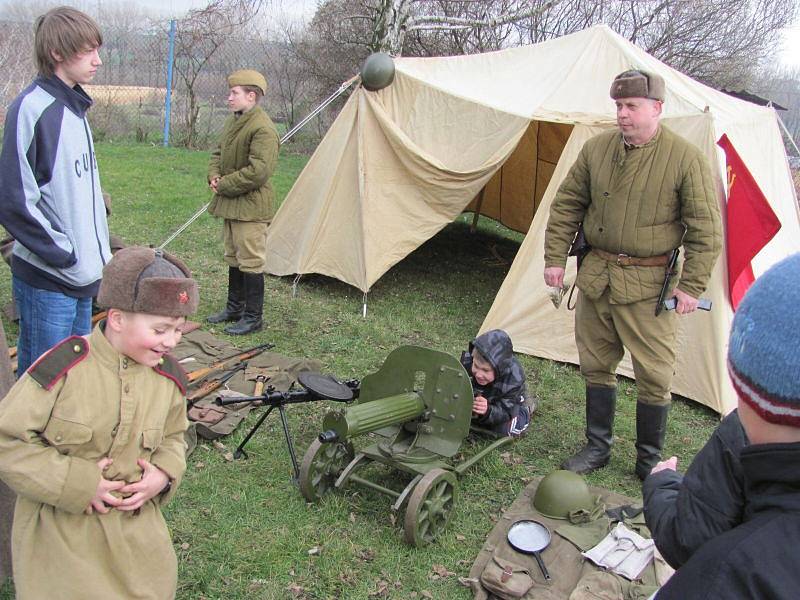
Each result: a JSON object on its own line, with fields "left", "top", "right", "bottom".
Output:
{"left": 610, "top": 69, "right": 665, "bottom": 102}
{"left": 228, "top": 69, "right": 267, "bottom": 95}
{"left": 97, "top": 246, "right": 199, "bottom": 317}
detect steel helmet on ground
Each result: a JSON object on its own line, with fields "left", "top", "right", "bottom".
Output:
{"left": 533, "top": 470, "right": 594, "bottom": 519}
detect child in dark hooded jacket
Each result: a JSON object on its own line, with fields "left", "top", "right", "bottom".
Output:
{"left": 460, "top": 329, "right": 534, "bottom": 437}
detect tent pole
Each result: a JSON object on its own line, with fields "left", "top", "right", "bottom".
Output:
{"left": 362, "top": 292, "right": 368, "bottom": 318}
{"left": 773, "top": 108, "right": 800, "bottom": 159}
{"left": 292, "top": 274, "right": 303, "bottom": 298}
{"left": 470, "top": 188, "right": 485, "bottom": 233}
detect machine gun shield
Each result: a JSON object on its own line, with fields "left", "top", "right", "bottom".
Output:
{"left": 297, "top": 372, "right": 354, "bottom": 401}
{"left": 356, "top": 345, "right": 474, "bottom": 459}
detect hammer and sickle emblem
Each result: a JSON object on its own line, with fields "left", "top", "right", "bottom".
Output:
{"left": 726, "top": 165, "right": 737, "bottom": 195}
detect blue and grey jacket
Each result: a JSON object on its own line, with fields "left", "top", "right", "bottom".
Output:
{"left": 0, "top": 75, "right": 110, "bottom": 297}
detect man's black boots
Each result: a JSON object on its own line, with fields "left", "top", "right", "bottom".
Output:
{"left": 561, "top": 385, "right": 616, "bottom": 475}
{"left": 225, "top": 272, "right": 264, "bottom": 335}
{"left": 635, "top": 402, "right": 670, "bottom": 480}
{"left": 207, "top": 267, "right": 244, "bottom": 324}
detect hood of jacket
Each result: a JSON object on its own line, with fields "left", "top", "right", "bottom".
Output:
{"left": 470, "top": 329, "right": 513, "bottom": 378}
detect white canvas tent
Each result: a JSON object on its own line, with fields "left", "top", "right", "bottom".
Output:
{"left": 265, "top": 25, "right": 800, "bottom": 414}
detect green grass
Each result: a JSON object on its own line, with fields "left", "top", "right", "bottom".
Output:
{"left": 0, "top": 142, "right": 719, "bottom": 599}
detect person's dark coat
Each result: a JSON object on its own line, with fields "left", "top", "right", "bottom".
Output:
{"left": 655, "top": 442, "right": 800, "bottom": 599}
{"left": 460, "top": 329, "right": 528, "bottom": 426}
{"left": 643, "top": 410, "right": 748, "bottom": 568}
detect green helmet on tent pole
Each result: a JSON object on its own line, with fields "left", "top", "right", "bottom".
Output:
{"left": 361, "top": 52, "right": 395, "bottom": 91}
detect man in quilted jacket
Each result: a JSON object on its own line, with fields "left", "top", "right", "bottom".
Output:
{"left": 543, "top": 70, "right": 722, "bottom": 479}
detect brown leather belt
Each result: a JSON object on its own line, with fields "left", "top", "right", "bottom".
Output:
{"left": 593, "top": 248, "right": 671, "bottom": 267}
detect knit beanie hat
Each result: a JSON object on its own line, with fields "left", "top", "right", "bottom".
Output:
{"left": 727, "top": 253, "right": 800, "bottom": 427}
{"left": 610, "top": 70, "right": 665, "bottom": 102}
{"left": 97, "top": 246, "right": 199, "bottom": 317}
{"left": 227, "top": 69, "right": 267, "bottom": 95}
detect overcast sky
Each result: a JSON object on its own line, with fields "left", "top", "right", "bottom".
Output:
{"left": 126, "top": 0, "right": 317, "bottom": 20}
{"left": 1, "top": 0, "right": 798, "bottom": 68}
{"left": 780, "top": 23, "right": 800, "bottom": 67}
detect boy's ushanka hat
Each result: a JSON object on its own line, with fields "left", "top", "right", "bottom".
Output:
{"left": 97, "top": 246, "right": 199, "bottom": 317}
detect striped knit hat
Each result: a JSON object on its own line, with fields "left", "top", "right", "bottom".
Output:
{"left": 727, "top": 253, "right": 800, "bottom": 427}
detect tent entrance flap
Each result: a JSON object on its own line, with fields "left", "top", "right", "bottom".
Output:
{"left": 465, "top": 120, "right": 574, "bottom": 234}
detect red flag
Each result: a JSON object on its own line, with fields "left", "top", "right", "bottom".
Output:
{"left": 717, "top": 134, "right": 781, "bottom": 310}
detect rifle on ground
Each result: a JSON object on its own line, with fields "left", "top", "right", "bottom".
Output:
{"left": 186, "top": 342, "right": 274, "bottom": 383}
{"left": 215, "top": 372, "right": 359, "bottom": 481}
{"left": 187, "top": 362, "right": 247, "bottom": 405}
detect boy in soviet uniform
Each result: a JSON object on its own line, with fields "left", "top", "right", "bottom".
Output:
{"left": 543, "top": 70, "right": 722, "bottom": 479}
{"left": 207, "top": 69, "right": 280, "bottom": 335}
{"left": 0, "top": 246, "right": 199, "bottom": 599}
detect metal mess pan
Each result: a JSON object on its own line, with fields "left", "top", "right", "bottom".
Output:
{"left": 507, "top": 519, "right": 552, "bottom": 581}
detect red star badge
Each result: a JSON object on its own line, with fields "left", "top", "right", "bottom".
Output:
{"left": 178, "top": 291, "right": 189, "bottom": 304}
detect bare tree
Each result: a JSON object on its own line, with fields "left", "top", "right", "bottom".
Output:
{"left": 508, "top": 0, "right": 797, "bottom": 89}
{"left": 0, "top": 20, "right": 34, "bottom": 111}
{"left": 259, "top": 25, "right": 314, "bottom": 130}
{"left": 170, "top": 0, "right": 264, "bottom": 147}
{"left": 302, "top": 0, "right": 796, "bottom": 92}
{"left": 753, "top": 64, "right": 800, "bottom": 152}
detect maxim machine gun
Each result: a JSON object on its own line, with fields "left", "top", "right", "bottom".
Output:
{"left": 298, "top": 345, "right": 514, "bottom": 547}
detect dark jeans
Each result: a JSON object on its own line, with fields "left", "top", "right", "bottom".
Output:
{"left": 13, "top": 276, "right": 92, "bottom": 375}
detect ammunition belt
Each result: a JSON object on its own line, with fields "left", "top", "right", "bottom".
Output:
{"left": 593, "top": 248, "right": 671, "bottom": 267}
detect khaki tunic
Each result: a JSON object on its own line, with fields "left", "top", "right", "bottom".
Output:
{"left": 208, "top": 105, "right": 280, "bottom": 222}
{"left": 544, "top": 126, "right": 722, "bottom": 303}
{"left": 0, "top": 326, "right": 188, "bottom": 600}
{"left": 544, "top": 126, "right": 722, "bottom": 402}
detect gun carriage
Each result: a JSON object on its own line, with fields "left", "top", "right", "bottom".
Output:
{"left": 299, "top": 345, "right": 513, "bottom": 547}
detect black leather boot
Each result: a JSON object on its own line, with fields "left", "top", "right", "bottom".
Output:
{"left": 207, "top": 267, "right": 244, "bottom": 324}
{"left": 224, "top": 272, "right": 263, "bottom": 335}
{"left": 561, "top": 385, "right": 616, "bottom": 475}
{"left": 635, "top": 402, "right": 670, "bottom": 480}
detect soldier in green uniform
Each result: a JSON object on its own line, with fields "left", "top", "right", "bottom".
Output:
{"left": 543, "top": 70, "right": 722, "bottom": 480}
{"left": 0, "top": 246, "right": 198, "bottom": 599}
{"left": 207, "top": 69, "right": 280, "bottom": 335}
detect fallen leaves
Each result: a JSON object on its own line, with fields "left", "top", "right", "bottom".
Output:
{"left": 430, "top": 564, "right": 455, "bottom": 580}
{"left": 500, "top": 451, "right": 524, "bottom": 466}
{"left": 356, "top": 547, "right": 376, "bottom": 562}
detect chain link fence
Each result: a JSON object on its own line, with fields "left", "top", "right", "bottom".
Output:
{"left": 0, "top": 13, "right": 333, "bottom": 150}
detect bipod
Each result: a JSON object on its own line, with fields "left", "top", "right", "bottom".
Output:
{"left": 214, "top": 372, "right": 358, "bottom": 483}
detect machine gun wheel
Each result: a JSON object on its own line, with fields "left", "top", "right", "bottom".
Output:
{"left": 299, "top": 438, "right": 354, "bottom": 502}
{"left": 403, "top": 468, "right": 458, "bottom": 547}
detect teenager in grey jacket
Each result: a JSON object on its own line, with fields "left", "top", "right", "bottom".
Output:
{"left": 0, "top": 8, "right": 110, "bottom": 374}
